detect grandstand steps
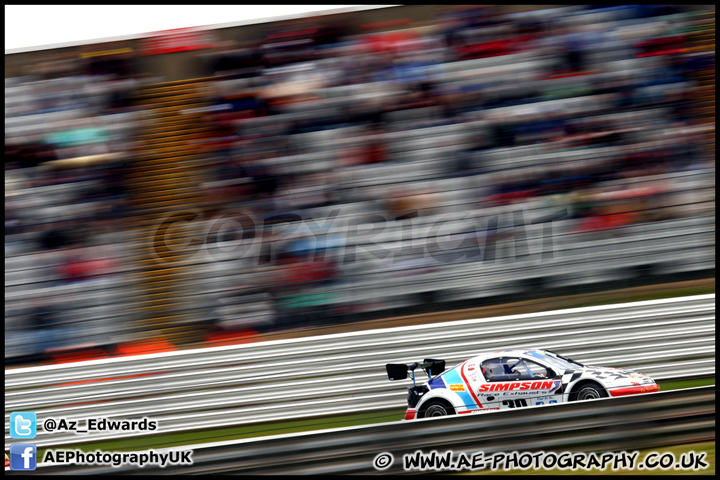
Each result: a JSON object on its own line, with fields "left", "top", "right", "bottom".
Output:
{"left": 144, "top": 117, "right": 205, "bottom": 129}
{"left": 135, "top": 158, "right": 204, "bottom": 170}
{"left": 129, "top": 196, "right": 197, "bottom": 208}
{"left": 155, "top": 113, "right": 206, "bottom": 122}
{"left": 137, "top": 151, "right": 202, "bottom": 159}
{"left": 129, "top": 189, "right": 196, "bottom": 200}
{"left": 129, "top": 78, "right": 213, "bottom": 346}
{"left": 131, "top": 266, "right": 190, "bottom": 277}
{"left": 134, "top": 85, "right": 200, "bottom": 99}
{"left": 131, "top": 216, "right": 194, "bottom": 229}
{"left": 143, "top": 95, "right": 205, "bottom": 106}
{"left": 138, "top": 130, "right": 209, "bottom": 142}
{"left": 135, "top": 162, "right": 203, "bottom": 173}
{"left": 687, "top": 13, "right": 714, "bottom": 124}
{"left": 129, "top": 170, "right": 199, "bottom": 182}
{"left": 129, "top": 166, "right": 200, "bottom": 177}
{"left": 143, "top": 280, "right": 185, "bottom": 291}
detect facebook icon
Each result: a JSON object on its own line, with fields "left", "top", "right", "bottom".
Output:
{"left": 10, "top": 444, "right": 37, "bottom": 471}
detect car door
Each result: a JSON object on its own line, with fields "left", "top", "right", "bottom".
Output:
{"left": 517, "top": 357, "right": 564, "bottom": 407}
{"left": 479, "top": 357, "right": 562, "bottom": 410}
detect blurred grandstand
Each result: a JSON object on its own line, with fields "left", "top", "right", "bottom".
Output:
{"left": 5, "top": 5, "right": 715, "bottom": 365}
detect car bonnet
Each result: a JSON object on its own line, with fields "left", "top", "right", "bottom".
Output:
{"left": 577, "top": 365, "right": 656, "bottom": 387}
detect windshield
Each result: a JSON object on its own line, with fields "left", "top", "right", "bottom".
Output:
{"left": 532, "top": 350, "right": 584, "bottom": 371}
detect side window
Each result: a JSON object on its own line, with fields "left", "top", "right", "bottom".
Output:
{"left": 522, "top": 359, "right": 553, "bottom": 379}
{"left": 482, "top": 358, "right": 553, "bottom": 381}
{"left": 481, "top": 358, "right": 521, "bottom": 381}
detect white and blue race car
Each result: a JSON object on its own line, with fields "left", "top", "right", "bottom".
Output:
{"left": 386, "top": 348, "right": 659, "bottom": 420}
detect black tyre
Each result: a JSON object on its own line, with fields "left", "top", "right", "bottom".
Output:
{"left": 571, "top": 382, "right": 608, "bottom": 401}
{"left": 419, "top": 400, "right": 454, "bottom": 418}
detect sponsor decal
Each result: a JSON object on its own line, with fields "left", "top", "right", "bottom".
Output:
{"left": 478, "top": 380, "right": 558, "bottom": 393}
{"left": 584, "top": 367, "right": 633, "bottom": 381}
{"left": 467, "top": 364, "right": 476, "bottom": 372}
{"left": 449, "top": 384, "right": 465, "bottom": 392}
{"left": 457, "top": 408, "right": 500, "bottom": 414}
{"left": 456, "top": 362, "right": 485, "bottom": 408}
{"left": 526, "top": 350, "right": 549, "bottom": 359}
{"left": 608, "top": 385, "right": 660, "bottom": 397}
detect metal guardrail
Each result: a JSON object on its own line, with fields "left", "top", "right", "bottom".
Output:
{"left": 28, "top": 385, "right": 716, "bottom": 474}
{"left": 4, "top": 294, "right": 715, "bottom": 450}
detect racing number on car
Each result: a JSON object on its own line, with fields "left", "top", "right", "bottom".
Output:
{"left": 501, "top": 399, "right": 528, "bottom": 408}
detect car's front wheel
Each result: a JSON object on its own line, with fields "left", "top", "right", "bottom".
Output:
{"left": 571, "top": 382, "right": 608, "bottom": 401}
{"left": 419, "top": 400, "right": 454, "bottom": 418}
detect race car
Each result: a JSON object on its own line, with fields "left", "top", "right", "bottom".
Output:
{"left": 386, "top": 348, "right": 659, "bottom": 420}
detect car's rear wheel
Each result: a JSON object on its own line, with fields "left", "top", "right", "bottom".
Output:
{"left": 419, "top": 400, "right": 454, "bottom": 418}
{"left": 571, "top": 382, "right": 608, "bottom": 401}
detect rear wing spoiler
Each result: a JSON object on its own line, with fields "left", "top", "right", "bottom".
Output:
{"left": 386, "top": 359, "right": 445, "bottom": 384}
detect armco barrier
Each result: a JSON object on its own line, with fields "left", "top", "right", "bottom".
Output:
{"left": 28, "top": 385, "right": 715, "bottom": 474}
{"left": 4, "top": 294, "right": 715, "bottom": 450}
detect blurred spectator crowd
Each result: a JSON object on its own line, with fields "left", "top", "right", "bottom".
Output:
{"left": 5, "top": 5, "right": 715, "bottom": 362}
{"left": 5, "top": 50, "right": 157, "bottom": 359}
